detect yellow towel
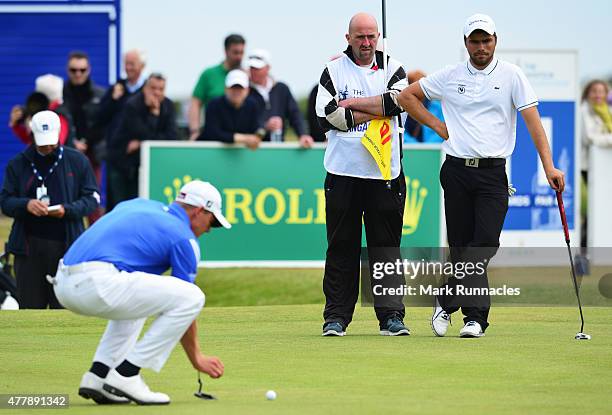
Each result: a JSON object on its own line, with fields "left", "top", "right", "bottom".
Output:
{"left": 361, "top": 118, "right": 393, "bottom": 180}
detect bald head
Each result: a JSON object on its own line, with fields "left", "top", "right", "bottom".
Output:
{"left": 346, "top": 13, "right": 380, "bottom": 65}
{"left": 124, "top": 49, "right": 146, "bottom": 83}
{"left": 348, "top": 12, "right": 378, "bottom": 34}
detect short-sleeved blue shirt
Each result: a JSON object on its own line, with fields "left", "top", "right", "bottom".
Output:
{"left": 63, "top": 199, "right": 200, "bottom": 283}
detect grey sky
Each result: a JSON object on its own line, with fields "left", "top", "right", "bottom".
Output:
{"left": 123, "top": 0, "right": 611, "bottom": 99}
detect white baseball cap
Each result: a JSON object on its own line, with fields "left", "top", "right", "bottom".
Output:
{"left": 30, "top": 110, "right": 60, "bottom": 146}
{"left": 463, "top": 13, "right": 496, "bottom": 37}
{"left": 248, "top": 49, "right": 271, "bottom": 69}
{"left": 35, "top": 74, "right": 64, "bottom": 102}
{"left": 225, "top": 69, "right": 249, "bottom": 88}
{"left": 175, "top": 180, "right": 231, "bottom": 229}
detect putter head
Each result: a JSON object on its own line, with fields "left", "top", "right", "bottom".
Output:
{"left": 575, "top": 332, "right": 591, "bottom": 340}
{"left": 194, "top": 391, "right": 217, "bottom": 400}
{"left": 195, "top": 372, "right": 217, "bottom": 400}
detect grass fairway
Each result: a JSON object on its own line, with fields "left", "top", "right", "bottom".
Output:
{"left": 1, "top": 305, "right": 611, "bottom": 414}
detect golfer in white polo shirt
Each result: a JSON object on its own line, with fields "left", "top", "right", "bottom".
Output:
{"left": 398, "top": 13, "right": 565, "bottom": 338}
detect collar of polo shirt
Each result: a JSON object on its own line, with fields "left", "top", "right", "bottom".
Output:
{"left": 466, "top": 57, "right": 499, "bottom": 76}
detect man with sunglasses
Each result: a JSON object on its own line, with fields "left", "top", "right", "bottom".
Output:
{"left": 52, "top": 180, "right": 227, "bottom": 405}
{"left": 63, "top": 51, "right": 106, "bottom": 223}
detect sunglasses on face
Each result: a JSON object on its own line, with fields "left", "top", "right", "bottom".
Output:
{"left": 69, "top": 67, "right": 88, "bottom": 74}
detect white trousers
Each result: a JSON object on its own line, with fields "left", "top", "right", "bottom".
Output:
{"left": 53, "top": 261, "right": 205, "bottom": 372}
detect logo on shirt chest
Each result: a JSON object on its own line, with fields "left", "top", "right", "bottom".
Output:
{"left": 457, "top": 84, "right": 466, "bottom": 94}
{"left": 339, "top": 84, "right": 349, "bottom": 100}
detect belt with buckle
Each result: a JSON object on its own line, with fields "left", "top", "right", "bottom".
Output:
{"left": 446, "top": 155, "right": 505, "bottom": 168}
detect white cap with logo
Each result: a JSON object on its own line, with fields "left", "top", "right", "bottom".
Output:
{"left": 248, "top": 49, "right": 271, "bottom": 69}
{"left": 225, "top": 69, "right": 249, "bottom": 88}
{"left": 463, "top": 13, "right": 496, "bottom": 37}
{"left": 175, "top": 180, "right": 231, "bottom": 229}
{"left": 30, "top": 110, "right": 60, "bottom": 146}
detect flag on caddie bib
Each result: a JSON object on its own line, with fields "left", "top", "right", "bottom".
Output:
{"left": 361, "top": 118, "right": 392, "bottom": 180}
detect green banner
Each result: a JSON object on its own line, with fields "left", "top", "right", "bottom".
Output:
{"left": 143, "top": 143, "right": 441, "bottom": 262}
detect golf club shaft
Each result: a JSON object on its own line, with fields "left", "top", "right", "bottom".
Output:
{"left": 381, "top": 0, "right": 387, "bottom": 40}
{"left": 556, "top": 191, "right": 585, "bottom": 333}
{"left": 565, "top": 243, "right": 585, "bottom": 333}
{"left": 381, "top": 0, "right": 388, "bottom": 82}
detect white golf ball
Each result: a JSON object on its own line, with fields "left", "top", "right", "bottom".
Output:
{"left": 265, "top": 390, "right": 277, "bottom": 400}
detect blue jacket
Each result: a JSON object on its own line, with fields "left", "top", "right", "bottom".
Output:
{"left": 199, "top": 96, "right": 262, "bottom": 142}
{"left": 249, "top": 81, "right": 306, "bottom": 140}
{"left": 0, "top": 145, "right": 99, "bottom": 255}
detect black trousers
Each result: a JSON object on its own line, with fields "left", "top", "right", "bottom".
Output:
{"left": 14, "top": 236, "right": 65, "bottom": 309}
{"left": 108, "top": 167, "right": 138, "bottom": 211}
{"left": 438, "top": 158, "right": 509, "bottom": 331}
{"left": 323, "top": 171, "right": 406, "bottom": 328}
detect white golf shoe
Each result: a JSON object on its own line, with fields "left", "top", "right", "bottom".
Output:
{"left": 103, "top": 369, "right": 170, "bottom": 405}
{"left": 78, "top": 371, "right": 130, "bottom": 404}
{"left": 431, "top": 297, "right": 451, "bottom": 337}
{"left": 459, "top": 321, "right": 484, "bottom": 338}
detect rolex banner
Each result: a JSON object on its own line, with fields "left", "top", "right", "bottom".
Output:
{"left": 141, "top": 142, "right": 442, "bottom": 264}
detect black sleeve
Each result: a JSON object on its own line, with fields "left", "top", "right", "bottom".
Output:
{"left": 62, "top": 153, "right": 99, "bottom": 219}
{"left": 251, "top": 101, "right": 264, "bottom": 133}
{"left": 283, "top": 84, "right": 306, "bottom": 136}
{"left": 307, "top": 85, "right": 326, "bottom": 141}
{"left": 97, "top": 85, "right": 120, "bottom": 126}
{"left": 200, "top": 101, "right": 234, "bottom": 143}
{"left": 0, "top": 159, "right": 30, "bottom": 219}
{"left": 156, "top": 100, "right": 178, "bottom": 141}
{"left": 112, "top": 101, "right": 140, "bottom": 158}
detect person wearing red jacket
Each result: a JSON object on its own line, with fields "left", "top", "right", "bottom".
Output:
{"left": 8, "top": 74, "right": 75, "bottom": 146}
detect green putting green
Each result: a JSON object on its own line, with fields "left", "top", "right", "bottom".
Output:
{"left": 1, "top": 305, "right": 611, "bottom": 414}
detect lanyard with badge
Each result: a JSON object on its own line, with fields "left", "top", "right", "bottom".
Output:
{"left": 31, "top": 146, "right": 63, "bottom": 204}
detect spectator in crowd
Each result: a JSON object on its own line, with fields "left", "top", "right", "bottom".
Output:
{"left": 580, "top": 80, "right": 612, "bottom": 247}
{"left": 99, "top": 49, "right": 147, "bottom": 211}
{"left": 198, "top": 69, "right": 263, "bottom": 149}
{"left": 306, "top": 84, "right": 328, "bottom": 142}
{"left": 0, "top": 111, "right": 99, "bottom": 309}
{"left": 247, "top": 49, "right": 314, "bottom": 148}
{"left": 188, "top": 34, "right": 246, "bottom": 140}
{"left": 112, "top": 73, "right": 178, "bottom": 203}
{"left": 8, "top": 74, "right": 75, "bottom": 146}
{"left": 402, "top": 70, "right": 444, "bottom": 143}
{"left": 63, "top": 51, "right": 105, "bottom": 223}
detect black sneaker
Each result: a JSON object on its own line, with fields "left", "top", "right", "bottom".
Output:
{"left": 380, "top": 317, "right": 410, "bottom": 336}
{"left": 322, "top": 322, "right": 345, "bottom": 336}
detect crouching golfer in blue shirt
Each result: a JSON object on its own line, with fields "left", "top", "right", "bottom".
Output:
{"left": 52, "top": 180, "right": 230, "bottom": 405}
